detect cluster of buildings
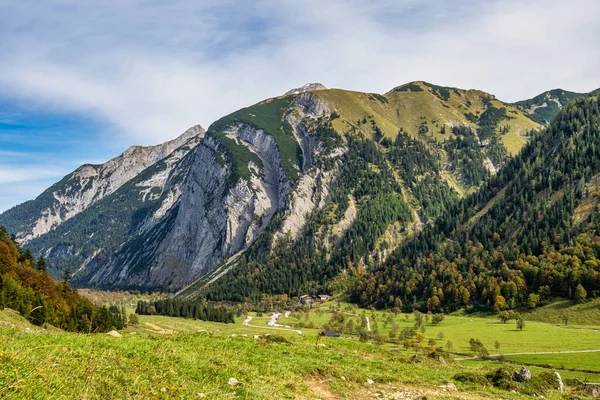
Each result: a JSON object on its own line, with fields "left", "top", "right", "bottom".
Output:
{"left": 299, "top": 294, "right": 331, "bottom": 305}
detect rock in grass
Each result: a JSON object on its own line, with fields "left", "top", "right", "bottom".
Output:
{"left": 554, "top": 371, "right": 564, "bottom": 392}
{"left": 439, "top": 383, "right": 457, "bottom": 391}
{"left": 367, "top": 378, "right": 374, "bottom": 385}
{"left": 106, "top": 330, "right": 121, "bottom": 337}
{"left": 512, "top": 367, "right": 531, "bottom": 382}
{"left": 228, "top": 377, "right": 240, "bottom": 386}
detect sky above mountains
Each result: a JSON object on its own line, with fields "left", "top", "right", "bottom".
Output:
{"left": 1, "top": 0, "right": 599, "bottom": 212}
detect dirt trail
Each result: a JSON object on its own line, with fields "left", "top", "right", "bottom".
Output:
{"left": 243, "top": 316, "right": 302, "bottom": 335}
{"left": 304, "top": 378, "right": 494, "bottom": 400}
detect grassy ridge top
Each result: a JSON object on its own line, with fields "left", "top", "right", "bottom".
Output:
{"left": 206, "top": 81, "right": 541, "bottom": 188}
{"left": 315, "top": 81, "right": 540, "bottom": 153}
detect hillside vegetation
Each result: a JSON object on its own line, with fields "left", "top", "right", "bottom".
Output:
{"left": 2, "top": 303, "right": 594, "bottom": 400}
{"left": 188, "top": 95, "right": 600, "bottom": 317}
{"left": 352, "top": 95, "right": 600, "bottom": 311}
{"left": 0, "top": 226, "right": 126, "bottom": 332}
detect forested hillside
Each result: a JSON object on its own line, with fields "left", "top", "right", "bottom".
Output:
{"left": 0, "top": 226, "right": 126, "bottom": 332}
{"left": 353, "top": 95, "right": 600, "bottom": 311}
{"left": 180, "top": 95, "right": 600, "bottom": 315}
{"left": 514, "top": 89, "right": 592, "bottom": 124}
{"left": 0, "top": 81, "right": 543, "bottom": 292}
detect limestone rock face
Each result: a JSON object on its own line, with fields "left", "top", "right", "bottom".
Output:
{"left": 0, "top": 125, "right": 205, "bottom": 243}
{"left": 284, "top": 83, "right": 327, "bottom": 96}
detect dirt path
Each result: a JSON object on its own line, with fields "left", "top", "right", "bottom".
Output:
{"left": 304, "top": 378, "right": 494, "bottom": 400}
{"left": 243, "top": 316, "right": 302, "bottom": 335}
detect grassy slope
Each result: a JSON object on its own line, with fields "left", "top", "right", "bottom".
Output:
{"left": 317, "top": 82, "right": 540, "bottom": 172}
{"left": 522, "top": 297, "right": 600, "bottom": 328}
{"left": 208, "top": 81, "right": 541, "bottom": 193}
{"left": 209, "top": 96, "right": 300, "bottom": 182}
{"left": 0, "top": 310, "right": 574, "bottom": 400}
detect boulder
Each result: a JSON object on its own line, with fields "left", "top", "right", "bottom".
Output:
{"left": 228, "top": 377, "right": 240, "bottom": 387}
{"left": 439, "top": 383, "right": 457, "bottom": 391}
{"left": 512, "top": 367, "right": 531, "bottom": 382}
{"left": 554, "top": 371, "right": 564, "bottom": 392}
{"left": 106, "top": 330, "right": 121, "bottom": 337}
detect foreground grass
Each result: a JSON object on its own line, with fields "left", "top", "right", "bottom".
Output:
{"left": 0, "top": 324, "right": 548, "bottom": 400}
{"left": 2, "top": 300, "right": 598, "bottom": 399}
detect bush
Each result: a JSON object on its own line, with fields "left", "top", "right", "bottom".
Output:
{"left": 453, "top": 372, "right": 488, "bottom": 385}
{"left": 263, "top": 335, "right": 291, "bottom": 345}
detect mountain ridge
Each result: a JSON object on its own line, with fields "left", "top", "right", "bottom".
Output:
{"left": 4, "top": 80, "right": 596, "bottom": 294}
{"left": 0, "top": 125, "right": 205, "bottom": 243}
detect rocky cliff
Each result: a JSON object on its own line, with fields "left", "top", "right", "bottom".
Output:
{"left": 1, "top": 81, "right": 549, "bottom": 292}
{"left": 0, "top": 125, "right": 204, "bottom": 242}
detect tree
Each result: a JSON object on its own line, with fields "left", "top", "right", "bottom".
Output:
{"left": 128, "top": 313, "right": 139, "bottom": 326}
{"left": 413, "top": 311, "right": 424, "bottom": 328}
{"left": 560, "top": 312, "right": 569, "bottom": 326}
{"left": 431, "top": 314, "right": 445, "bottom": 325}
{"left": 61, "top": 270, "right": 72, "bottom": 286}
{"left": 516, "top": 314, "right": 525, "bottom": 331}
{"left": 494, "top": 340, "right": 500, "bottom": 351}
{"left": 574, "top": 284, "right": 587, "bottom": 303}
{"left": 527, "top": 293, "right": 540, "bottom": 309}
{"left": 497, "top": 311, "right": 511, "bottom": 323}
{"left": 446, "top": 340, "right": 453, "bottom": 350}
{"left": 36, "top": 256, "right": 47, "bottom": 272}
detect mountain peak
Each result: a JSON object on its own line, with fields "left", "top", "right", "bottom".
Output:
{"left": 284, "top": 83, "right": 327, "bottom": 96}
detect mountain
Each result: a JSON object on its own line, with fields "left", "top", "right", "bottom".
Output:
{"left": 0, "top": 125, "right": 204, "bottom": 243}
{"left": 350, "top": 94, "right": 600, "bottom": 311}
{"left": 0, "top": 81, "right": 543, "bottom": 292}
{"left": 513, "top": 88, "right": 596, "bottom": 124}
{"left": 284, "top": 83, "right": 327, "bottom": 96}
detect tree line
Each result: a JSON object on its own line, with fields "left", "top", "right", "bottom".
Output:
{"left": 0, "top": 226, "right": 127, "bottom": 332}
{"left": 135, "top": 298, "right": 234, "bottom": 323}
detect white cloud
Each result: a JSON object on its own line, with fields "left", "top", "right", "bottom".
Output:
{"left": 0, "top": 166, "right": 67, "bottom": 186}
{"left": 1, "top": 0, "right": 599, "bottom": 147}
{"left": 0, "top": 165, "right": 69, "bottom": 212}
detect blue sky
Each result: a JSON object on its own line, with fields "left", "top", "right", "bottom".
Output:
{"left": 1, "top": 0, "right": 599, "bottom": 212}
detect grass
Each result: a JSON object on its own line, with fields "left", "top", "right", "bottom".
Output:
{"left": 522, "top": 297, "right": 600, "bottom": 327}
{"left": 0, "top": 318, "right": 536, "bottom": 400}
{"left": 505, "top": 353, "right": 600, "bottom": 373}
{"left": 209, "top": 96, "right": 301, "bottom": 182}
{"left": 212, "top": 134, "right": 263, "bottom": 182}
{"left": 2, "top": 303, "right": 596, "bottom": 399}
{"left": 283, "top": 301, "right": 600, "bottom": 354}
{"left": 315, "top": 82, "right": 541, "bottom": 195}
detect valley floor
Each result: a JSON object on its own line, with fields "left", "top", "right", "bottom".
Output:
{"left": 1, "top": 299, "right": 599, "bottom": 399}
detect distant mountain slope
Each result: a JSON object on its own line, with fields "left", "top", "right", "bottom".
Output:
{"left": 1, "top": 81, "right": 545, "bottom": 292}
{"left": 175, "top": 82, "right": 543, "bottom": 299}
{"left": 0, "top": 125, "right": 204, "bottom": 242}
{"left": 513, "top": 88, "right": 599, "bottom": 124}
{"left": 351, "top": 95, "right": 600, "bottom": 310}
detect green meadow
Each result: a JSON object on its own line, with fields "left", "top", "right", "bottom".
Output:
{"left": 2, "top": 298, "right": 600, "bottom": 399}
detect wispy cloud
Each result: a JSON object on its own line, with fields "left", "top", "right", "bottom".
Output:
{"left": 0, "top": 0, "right": 599, "bottom": 210}
{"left": 0, "top": 165, "right": 67, "bottom": 185}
